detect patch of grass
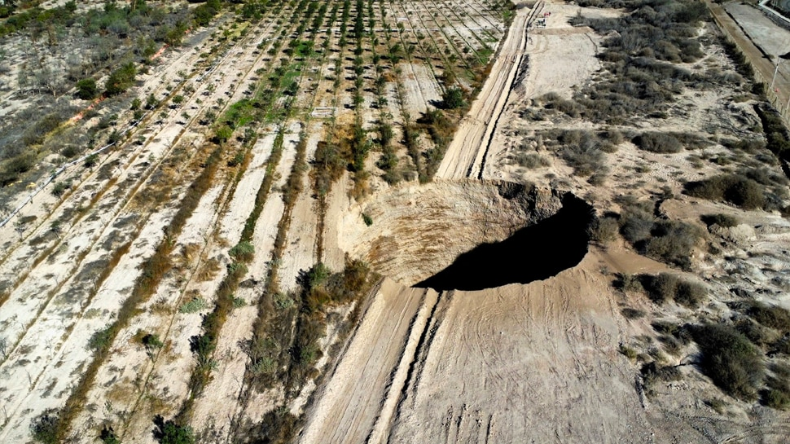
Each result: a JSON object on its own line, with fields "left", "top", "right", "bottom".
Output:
{"left": 179, "top": 297, "right": 208, "bottom": 314}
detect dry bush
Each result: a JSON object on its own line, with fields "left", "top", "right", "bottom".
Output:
{"left": 643, "top": 221, "right": 705, "bottom": 270}
{"left": 587, "top": 216, "right": 619, "bottom": 244}
{"left": 633, "top": 132, "right": 682, "bottom": 153}
{"left": 746, "top": 303, "right": 790, "bottom": 334}
{"left": 514, "top": 153, "right": 550, "bottom": 169}
{"left": 641, "top": 273, "right": 707, "bottom": 307}
{"left": 641, "top": 361, "right": 682, "bottom": 395}
{"left": 685, "top": 174, "right": 766, "bottom": 210}
{"left": 701, "top": 213, "right": 739, "bottom": 228}
{"left": 691, "top": 323, "right": 764, "bottom": 401}
{"left": 197, "top": 257, "right": 221, "bottom": 282}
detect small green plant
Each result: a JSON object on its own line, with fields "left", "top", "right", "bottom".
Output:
{"left": 76, "top": 78, "right": 97, "bottom": 100}
{"left": 229, "top": 241, "right": 254, "bottom": 262}
{"left": 179, "top": 297, "right": 207, "bottom": 314}
{"left": 84, "top": 154, "right": 99, "bottom": 168}
{"left": 153, "top": 415, "right": 194, "bottom": 444}
{"left": 362, "top": 213, "right": 373, "bottom": 226}
{"left": 30, "top": 410, "right": 59, "bottom": 444}
{"left": 215, "top": 125, "right": 233, "bottom": 144}
{"left": 51, "top": 181, "right": 70, "bottom": 197}
{"left": 441, "top": 87, "right": 465, "bottom": 109}
{"left": 88, "top": 325, "right": 113, "bottom": 352}
{"left": 100, "top": 426, "right": 120, "bottom": 444}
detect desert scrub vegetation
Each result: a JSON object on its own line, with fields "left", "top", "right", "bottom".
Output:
{"left": 530, "top": 129, "right": 614, "bottom": 180}
{"left": 690, "top": 323, "right": 765, "bottom": 401}
{"left": 0, "top": 0, "right": 229, "bottom": 190}
{"left": 684, "top": 174, "right": 770, "bottom": 211}
{"left": 616, "top": 196, "right": 705, "bottom": 269}
{"left": 639, "top": 273, "right": 707, "bottom": 308}
{"left": 527, "top": 0, "right": 745, "bottom": 124}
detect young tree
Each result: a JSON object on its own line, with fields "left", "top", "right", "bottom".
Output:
{"left": 442, "top": 87, "right": 465, "bottom": 109}
{"left": 104, "top": 62, "right": 137, "bottom": 96}
{"left": 76, "top": 78, "right": 98, "bottom": 100}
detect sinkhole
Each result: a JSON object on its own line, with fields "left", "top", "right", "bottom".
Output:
{"left": 415, "top": 193, "right": 593, "bottom": 291}
{"left": 339, "top": 181, "right": 593, "bottom": 291}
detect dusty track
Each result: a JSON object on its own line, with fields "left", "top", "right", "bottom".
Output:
{"left": 436, "top": 2, "right": 539, "bottom": 180}
{"left": 300, "top": 253, "right": 656, "bottom": 444}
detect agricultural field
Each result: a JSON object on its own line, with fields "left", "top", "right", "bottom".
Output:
{"left": 0, "top": 0, "right": 511, "bottom": 442}
{"left": 0, "top": 0, "right": 790, "bottom": 443}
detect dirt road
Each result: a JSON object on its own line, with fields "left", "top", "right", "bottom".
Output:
{"left": 299, "top": 279, "right": 438, "bottom": 444}
{"left": 708, "top": 0, "right": 790, "bottom": 120}
{"left": 300, "top": 254, "right": 657, "bottom": 444}
{"left": 436, "top": 2, "right": 540, "bottom": 180}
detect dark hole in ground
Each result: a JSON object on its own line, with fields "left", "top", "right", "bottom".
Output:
{"left": 415, "top": 193, "right": 593, "bottom": 291}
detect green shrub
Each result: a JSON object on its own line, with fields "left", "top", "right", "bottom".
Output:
{"left": 153, "top": 415, "right": 194, "bottom": 444}
{"left": 105, "top": 62, "right": 137, "bottom": 96}
{"left": 691, "top": 324, "right": 764, "bottom": 401}
{"left": 441, "top": 87, "right": 465, "bottom": 109}
{"left": 84, "top": 154, "right": 99, "bottom": 168}
{"left": 179, "top": 297, "right": 207, "bottom": 314}
{"left": 99, "top": 426, "right": 120, "bottom": 444}
{"left": 30, "top": 410, "right": 59, "bottom": 444}
{"left": 88, "top": 325, "right": 113, "bottom": 352}
{"left": 229, "top": 241, "right": 254, "bottom": 263}
{"left": 215, "top": 125, "right": 233, "bottom": 144}
{"left": 76, "top": 78, "right": 98, "bottom": 100}
{"left": 52, "top": 181, "right": 70, "bottom": 198}
{"left": 362, "top": 213, "right": 373, "bottom": 226}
